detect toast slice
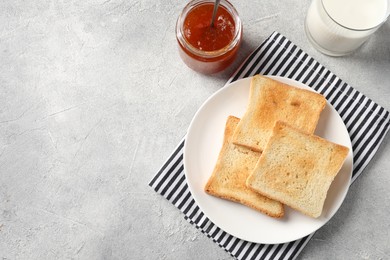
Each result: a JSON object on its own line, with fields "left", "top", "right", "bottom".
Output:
{"left": 205, "top": 116, "right": 284, "bottom": 218}
{"left": 232, "top": 75, "right": 326, "bottom": 152}
{"left": 246, "top": 121, "right": 349, "bottom": 218}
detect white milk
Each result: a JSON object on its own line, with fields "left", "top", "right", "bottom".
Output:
{"left": 305, "top": 0, "right": 388, "bottom": 56}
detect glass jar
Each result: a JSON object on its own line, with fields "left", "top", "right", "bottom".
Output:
{"left": 176, "top": 0, "right": 242, "bottom": 74}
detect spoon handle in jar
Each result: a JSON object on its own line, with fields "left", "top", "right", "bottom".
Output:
{"left": 210, "top": 0, "right": 221, "bottom": 27}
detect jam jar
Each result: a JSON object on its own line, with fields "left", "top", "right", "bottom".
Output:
{"left": 176, "top": 0, "right": 242, "bottom": 74}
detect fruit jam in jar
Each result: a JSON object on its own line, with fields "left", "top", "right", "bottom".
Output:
{"left": 176, "top": 0, "right": 242, "bottom": 74}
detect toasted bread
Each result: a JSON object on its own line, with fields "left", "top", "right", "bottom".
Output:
{"left": 232, "top": 75, "right": 326, "bottom": 152}
{"left": 246, "top": 121, "right": 349, "bottom": 218}
{"left": 205, "top": 116, "right": 284, "bottom": 218}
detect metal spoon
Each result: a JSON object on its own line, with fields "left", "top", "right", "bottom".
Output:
{"left": 210, "top": 0, "right": 221, "bottom": 27}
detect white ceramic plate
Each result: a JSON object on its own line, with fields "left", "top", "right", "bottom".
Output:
{"left": 183, "top": 76, "right": 353, "bottom": 244}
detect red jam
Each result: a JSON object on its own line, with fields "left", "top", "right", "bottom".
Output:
{"left": 183, "top": 4, "right": 235, "bottom": 52}
{"left": 176, "top": 0, "right": 242, "bottom": 74}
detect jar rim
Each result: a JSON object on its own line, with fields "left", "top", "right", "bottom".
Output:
{"left": 176, "top": 0, "right": 242, "bottom": 59}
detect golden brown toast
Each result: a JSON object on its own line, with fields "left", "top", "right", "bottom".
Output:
{"left": 232, "top": 75, "right": 326, "bottom": 152}
{"left": 246, "top": 121, "right": 349, "bottom": 218}
{"left": 205, "top": 116, "right": 284, "bottom": 218}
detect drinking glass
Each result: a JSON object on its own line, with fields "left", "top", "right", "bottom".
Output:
{"left": 305, "top": 0, "right": 389, "bottom": 56}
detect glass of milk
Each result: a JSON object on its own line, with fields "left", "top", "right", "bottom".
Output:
{"left": 305, "top": 0, "right": 389, "bottom": 56}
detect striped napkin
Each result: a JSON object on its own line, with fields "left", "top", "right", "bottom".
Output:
{"left": 149, "top": 31, "right": 390, "bottom": 260}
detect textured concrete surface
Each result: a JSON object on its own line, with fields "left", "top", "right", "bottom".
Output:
{"left": 0, "top": 0, "right": 389, "bottom": 259}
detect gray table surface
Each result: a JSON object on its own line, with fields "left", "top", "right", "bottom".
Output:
{"left": 1, "top": 0, "right": 389, "bottom": 259}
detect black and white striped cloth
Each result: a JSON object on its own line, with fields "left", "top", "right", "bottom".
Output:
{"left": 149, "top": 31, "right": 390, "bottom": 260}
